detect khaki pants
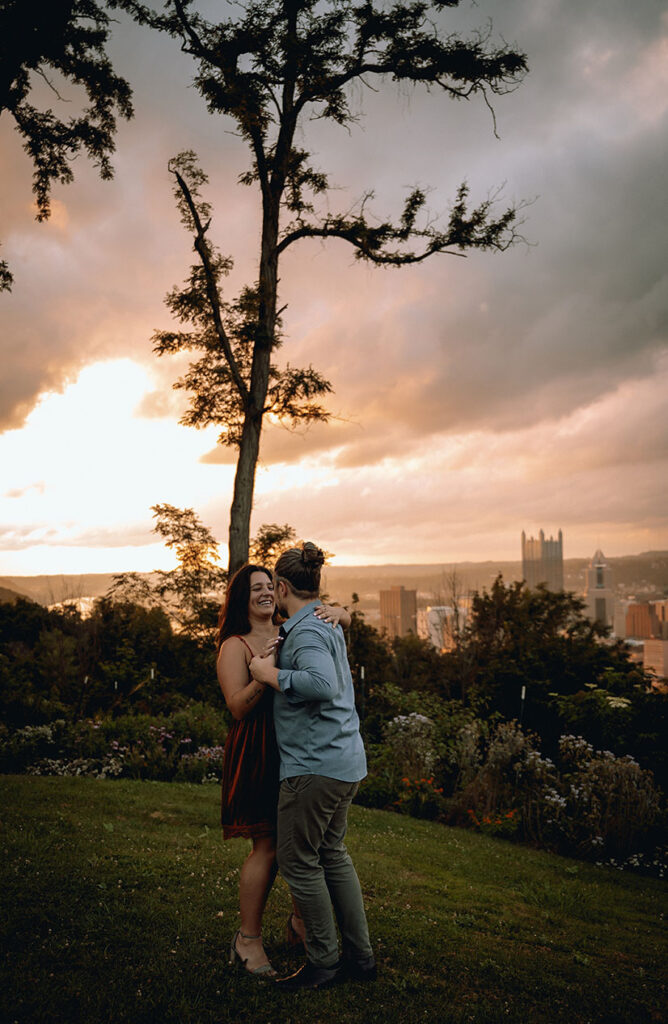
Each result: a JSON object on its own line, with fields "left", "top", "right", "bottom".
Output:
{"left": 277, "top": 774, "right": 373, "bottom": 968}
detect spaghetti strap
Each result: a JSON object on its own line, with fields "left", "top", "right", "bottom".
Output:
{"left": 230, "top": 634, "right": 255, "bottom": 658}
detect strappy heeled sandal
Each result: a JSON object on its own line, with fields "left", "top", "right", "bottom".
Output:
{"left": 229, "top": 930, "right": 277, "bottom": 978}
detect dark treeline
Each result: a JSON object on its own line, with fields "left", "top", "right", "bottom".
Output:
{"left": 1, "top": 578, "right": 665, "bottom": 788}
{"left": 0, "top": 597, "right": 214, "bottom": 724}
{"left": 2, "top": 578, "right": 666, "bottom": 867}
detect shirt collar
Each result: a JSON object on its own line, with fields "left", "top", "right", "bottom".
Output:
{"left": 281, "top": 599, "right": 321, "bottom": 634}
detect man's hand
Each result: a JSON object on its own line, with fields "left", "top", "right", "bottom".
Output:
{"left": 250, "top": 653, "right": 280, "bottom": 690}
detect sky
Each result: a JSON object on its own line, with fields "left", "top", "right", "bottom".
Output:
{"left": 1, "top": 0, "right": 667, "bottom": 575}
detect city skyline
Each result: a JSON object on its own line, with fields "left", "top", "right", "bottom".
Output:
{"left": 1, "top": 1, "right": 667, "bottom": 575}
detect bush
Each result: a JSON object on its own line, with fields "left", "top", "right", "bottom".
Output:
{"left": 384, "top": 712, "right": 437, "bottom": 779}
{"left": 0, "top": 703, "right": 229, "bottom": 783}
{"left": 554, "top": 735, "right": 662, "bottom": 860}
{"left": 394, "top": 776, "right": 447, "bottom": 820}
{"left": 355, "top": 744, "right": 400, "bottom": 810}
{"left": 448, "top": 721, "right": 663, "bottom": 868}
{"left": 357, "top": 710, "right": 443, "bottom": 816}
{"left": 0, "top": 720, "right": 69, "bottom": 773}
{"left": 451, "top": 719, "right": 538, "bottom": 825}
{"left": 174, "top": 746, "right": 225, "bottom": 784}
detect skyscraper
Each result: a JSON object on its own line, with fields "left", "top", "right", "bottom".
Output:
{"left": 521, "top": 529, "right": 564, "bottom": 592}
{"left": 379, "top": 585, "right": 417, "bottom": 639}
{"left": 583, "top": 549, "right": 614, "bottom": 627}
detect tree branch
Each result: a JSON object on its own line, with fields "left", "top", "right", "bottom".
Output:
{"left": 277, "top": 222, "right": 466, "bottom": 262}
{"left": 172, "top": 0, "right": 212, "bottom": 59}
{"left": 170, "top": 165, "right": 249, "bottom": 402}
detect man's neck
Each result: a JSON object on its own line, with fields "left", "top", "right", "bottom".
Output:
{"left": 284, "top": 593, "right": 318, "bottom": 620}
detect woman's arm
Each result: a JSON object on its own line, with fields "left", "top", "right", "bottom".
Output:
{"left": 217, "top": 637, "right": 267, "bottom": 721}
{"left": 314, "top": 604, "right": 352, "bottom": 629}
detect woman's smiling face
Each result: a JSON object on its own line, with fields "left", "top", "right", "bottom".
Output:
{"left": 247, "top": 570, "right": 275, "bottom": 620}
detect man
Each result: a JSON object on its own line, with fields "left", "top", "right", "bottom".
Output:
{"left": 250, "top": 542, "right": 376, "bottom": 990}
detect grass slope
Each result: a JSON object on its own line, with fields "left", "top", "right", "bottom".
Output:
{"left": 1, "top": 776, "right": 665, "bottom": 1024}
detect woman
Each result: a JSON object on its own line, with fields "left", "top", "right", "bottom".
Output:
{"left": 216, "top": 562, "right": 349, "bottom": 977}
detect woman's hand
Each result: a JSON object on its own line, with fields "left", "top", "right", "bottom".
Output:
{"left": 260, "top": 636, "right": 281, "bottom": 659}
{"left": 314, "top": 603, "right": 351, "bottom": 629}
{"left": 250, "top": 653, "right": 280, "bottom": 690}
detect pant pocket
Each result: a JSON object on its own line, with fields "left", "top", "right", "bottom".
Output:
{"left": 282, "top": 774, "right": 313, "bottom": 795}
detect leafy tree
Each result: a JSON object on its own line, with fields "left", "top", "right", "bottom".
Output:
{"left": 108, "top": 503, "right": 227, "bottom": 639}
{"left": 345, "top": 600, "right": 393, "bottom": 731}
{"left": 390, "top": 631, "right": 455, "bottom": 696}
{"left": 81, "top": 596, "right": 217, "bottom": 713}
{"left": 115, "top": 0, "right": 528, "bottom": 573}
{"left": 0, "top": 598, "right": 61, "bottom": 723}
{"left": 459, "top": 575, "right": 651, "bottom": 748}
{"left": 0, "top": 594, "right": 221, "bottom": 724}
{"left": 0, "top": 0, "right": 133, "bottom": 289}
{"left": 249, "top": 521, "right": 297, "bottom": 566}
{"left": 34, "top": 628, "right": 80, "bottom": 715}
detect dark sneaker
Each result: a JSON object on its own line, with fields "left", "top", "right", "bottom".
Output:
{"left": 344, "top": 955, "right": 377, "bottom": 982}
{"left": 275, "top": 960, "right": 344, "bottom": 991}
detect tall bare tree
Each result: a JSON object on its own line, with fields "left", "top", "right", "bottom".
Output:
{"left": 117, "top": 0, "right": 528, "bottom": 574}
{"left": 0, "top": 0, "right": 133, "bottom": 290}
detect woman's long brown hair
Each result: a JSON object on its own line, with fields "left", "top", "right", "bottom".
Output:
{"left": 215, "top": 564, "right": 276, "bottom": 652}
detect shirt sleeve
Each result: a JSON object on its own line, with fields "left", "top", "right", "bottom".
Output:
{"left": 277, "top": 624, "right": 341, "bottom": 701}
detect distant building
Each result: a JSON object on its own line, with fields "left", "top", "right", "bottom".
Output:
{"left": 653, "top": 600, "right": 668, "bottom": 637}
{"left": 380, "top": 585, "right": 417, "bottom": 639}
{"left": 643, "top": 640, "right": 668, "bottom": 690}
{"left": 625, "top": 600, "right": 668, "bottom": 640}
{"left": 614, "top": 599, "right": 632, "bottom": 638}
{"left": 417, "top": 606, "right": 453, "bottom": 650}
{"left": 521, "top": 529, "right": 564, "bottom": 592}
{"left": 626, "top": 602, "right": 659, "bottom": 640}
{"left": 583, "top": 549, "right": 614, "bottom": 628}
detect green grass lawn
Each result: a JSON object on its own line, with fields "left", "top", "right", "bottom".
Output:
{"left": 1, "top": 776, "right": 665, "bottom": 1024}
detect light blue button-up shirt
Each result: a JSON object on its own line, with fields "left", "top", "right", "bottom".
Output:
{"left": 273, "top": 600, "right": 367, "bottom": 783}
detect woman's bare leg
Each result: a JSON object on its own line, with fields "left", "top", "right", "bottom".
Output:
{"left": 234, "top": 835, "right": 278, "bottom": 970}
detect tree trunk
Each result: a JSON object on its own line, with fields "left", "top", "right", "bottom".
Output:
{"left": 226, "top": 189, "right": 281, "bottom": 576}
{"left": 228, "top": 411, "right": 263, "bottom": 576}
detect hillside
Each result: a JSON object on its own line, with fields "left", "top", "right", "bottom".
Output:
{"left": 0, "top": 589, "right": 32, "bottom": 602}
{"left": 2, "top": 551, "right": 666, "bottom": 622}
{"left": 1, "top": 776, "right": 664, "bottom": 1024}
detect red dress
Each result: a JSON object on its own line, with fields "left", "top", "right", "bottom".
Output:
{"left": 220, "top": 636, "right": 280, "bottom": 840}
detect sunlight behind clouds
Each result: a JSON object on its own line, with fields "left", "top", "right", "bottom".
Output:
{"left": 0, "top": 360, "right": 233, "bottom": 572}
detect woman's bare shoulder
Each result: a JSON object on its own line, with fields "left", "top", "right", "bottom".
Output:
{"left": 218, "top": 635, "right": 252, "bottom": 663}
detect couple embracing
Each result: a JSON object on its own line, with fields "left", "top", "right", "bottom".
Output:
{"left": 216, "top": 542, "right": 376, "bottom": 990}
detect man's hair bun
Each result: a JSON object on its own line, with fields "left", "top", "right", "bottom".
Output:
{"left": 301, "top": 542, "right": 325, "bottom": 568}
{"left": 275, "top": 541, "right": 326, "bottom": 597}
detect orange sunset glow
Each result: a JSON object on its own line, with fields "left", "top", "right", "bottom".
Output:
{"left": 1, "top": 2, "right": 667, "bottom": 575}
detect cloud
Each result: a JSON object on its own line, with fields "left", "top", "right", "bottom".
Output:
{"left": 4, "top": 482, "right": 45, "bottom": 499}
{"left": 3, "top": 0, "right": 665, "bottom": 449}
{"left": 1, "top": 0, "right": 667, "bottom": 569}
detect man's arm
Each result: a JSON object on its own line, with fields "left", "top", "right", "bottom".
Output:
{"left": 250, "top": 626, "right": 340, "bottom": 701}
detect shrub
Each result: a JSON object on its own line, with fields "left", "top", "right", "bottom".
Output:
{"left": 394, "top": 776, "right": 447, "bottom": 820}
{"left": 451, "top": 719, "right": 540, "bottom": 825}
{"left": 174, "top": 745, "right": 225, "bottom": 784}
{"left": 0, "top": 704, "right": 229, "bottom": 783}
{"left": 355, "top": 743, "right": 400, "bottom": 810}
{"left": 356, "top": 712, "right": 441, "bottom": 813}
{"left": 0, "top": 720, "right": 69, "bottom": 773}
{"left": 449, "top": 722, "right": 663, "bottom": 868}
{"left": 555, "top": 735, "right": 661, "bottom": 860}
{"left": 383, "top": 712, "right": 437, "bottom": 780}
